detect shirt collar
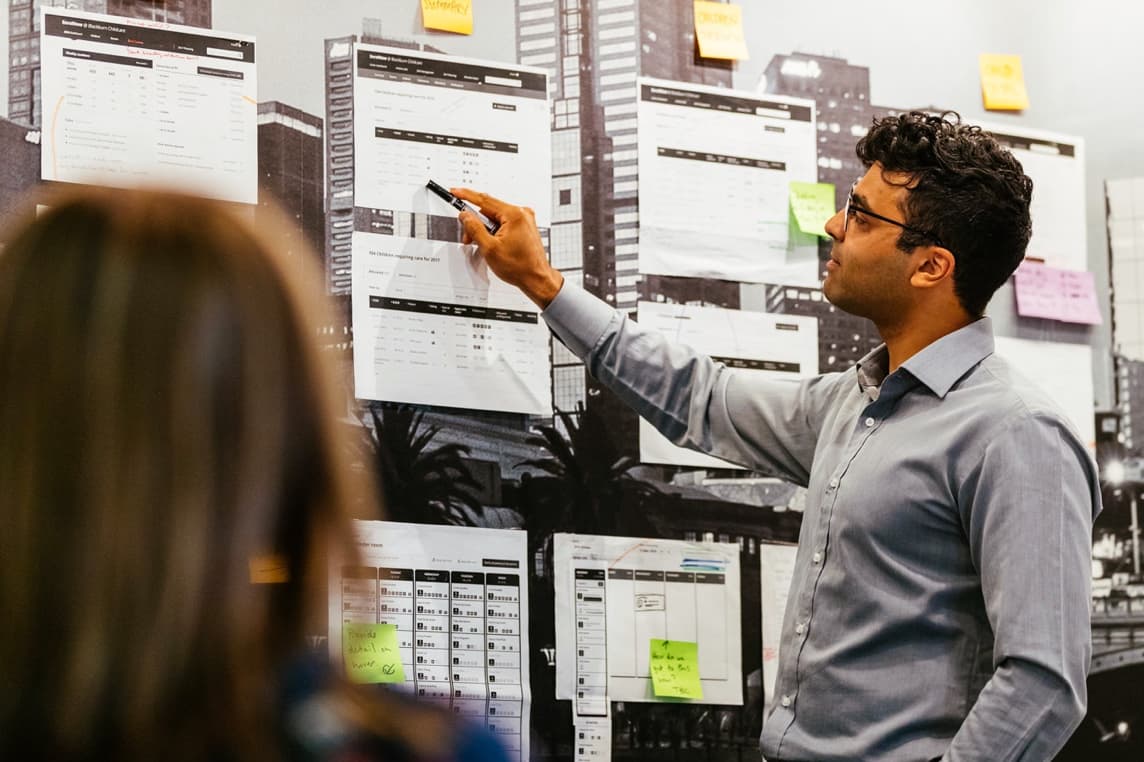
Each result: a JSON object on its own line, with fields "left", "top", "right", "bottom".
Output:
{"left": 854, "top": 317, "right": 995, "bottom": 399}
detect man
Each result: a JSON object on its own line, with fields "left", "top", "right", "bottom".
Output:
{"left": 453, "top": 111, "right": 1100, "bottom": 761}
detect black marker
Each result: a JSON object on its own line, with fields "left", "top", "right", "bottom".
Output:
{"left": 426, "top": 180, "right": 500, "bottom": 234}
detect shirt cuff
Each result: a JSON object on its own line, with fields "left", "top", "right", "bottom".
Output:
{"left": 541, "top": 282, "right": 620, "bottom": 361}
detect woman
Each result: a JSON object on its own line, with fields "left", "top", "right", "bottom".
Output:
{"left": 0, "top": 188, "right": 508, "bottom": 762}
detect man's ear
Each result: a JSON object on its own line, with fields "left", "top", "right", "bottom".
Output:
{"left": 910, "top": 246, "right": 955, "bottom": 290}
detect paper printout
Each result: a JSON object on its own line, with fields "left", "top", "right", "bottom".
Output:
{"left": 1014, "top": 260, "right": 1103, "bottom": 325}
{"left": 350, "top": 44, "right": 552, "bottom": 413}
{"left": 421, "top": 0, "right": 473, "bottom": 35}
{"left": 636, "top": 301, "right": 818, "bottom": 468}
{"left": 980, "top": 123, "right": 1086, "bottom": 271}
{"left": 573, "top": 712, "right": 612, "bottom": 762}
{"left": 554, "top": 533, "right": 743, "bottom": 705}
{"left": 759, "top": 543, "right": 797, "bottom": 709}
{"left": 330, "top": 521, "right": 531, "bottom": 762}
{"left": 693, "top": 1, "right": 749, "bottom": 61}
{"left": 351, "top": 234, "right": 552, "bottom": 414}
{"left": 994, "top": 336, "right": 1095, "bottom": 449}
{"left": 979, "top": 53, "right": 1030, "bottom": 111}
{"left": 40, "top": 8, "right": 257, "bottom": 204}
{"left": 637, "top": 78, "right": 818, "bottom": 285}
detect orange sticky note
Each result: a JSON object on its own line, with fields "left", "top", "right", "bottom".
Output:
{"left": 979, "top": 54, "right": 1029, "bottom": 111}
{"left": 421, "top": 0, "right": 473, "bottom": 36}
{"left": 248, "top": 554, "right": 289, "bottom": 584}
{"left": 693, "top": 1, "right": 749, "bottom": 61}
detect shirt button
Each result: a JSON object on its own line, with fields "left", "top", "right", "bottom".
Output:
{"left": 794, "top": 622, "right": 805, "bottom": 635}
{"left": 781, "top": 695, "right": 793, "bottom": 708}
{"left": 865, "top": 417, "right": 876, "bottom": 427}
{"left": 828, "top": 477, "right": 839, "bottom": 488}
{"left": 812, "top": 551, "right": 823, "bottom": 564}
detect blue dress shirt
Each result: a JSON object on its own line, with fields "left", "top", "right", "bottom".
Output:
{"left": 543, "top": 284, "right": 1100, "bottom": 762}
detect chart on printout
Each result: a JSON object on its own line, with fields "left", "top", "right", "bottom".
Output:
{"left": 635, "top": 301, "right": 819, "bottom": 468}
{"left": 352, "top": 231, "right": 551, "bottom": 414}
{"left": 554, "top": 534, "right": 743, "bottom": 706}
{"left": 981, "top": 122, "right": 1087, "bottom": 271}
{"left": 637, "top": 77, "right": 817, "bottom": 285}
{"left": 330, "top": 521, "right": 531, "bottom": 762}
{"left": 40, "top": 8, "right": 256, "bottom": 203}
{"left": 353, "top": 44, "right": 551, "bottom": 224}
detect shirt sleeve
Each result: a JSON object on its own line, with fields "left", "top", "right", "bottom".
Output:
{"left": 945, "top": 411, "right": 1099, "bottom": 761}
{"left": 542, "top": 283, "right": 832, "bottom": 484}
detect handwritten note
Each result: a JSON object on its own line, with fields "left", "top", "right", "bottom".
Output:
{"left": 979, "top": 53, "right": 1029, "bottom": 111}
{"left": 343, "top": 623, "right": 406, "bottom": 684}
{"left": 421, "top": 0, "right": 473, "bottom": 35}
{"left": 248, "top": 554, "right": 288, "bottom": 584}
{"left": 649, "top": 639, "right": 703, "bottom": 700}
{"left": 1014, "top": 260, "right": 1102, "bottom": 325}
{"left": 693, "top": 1, "right": 749, "bottom": 61}
{"left": 789, "top": 181, "right": 836, "bottom": 238}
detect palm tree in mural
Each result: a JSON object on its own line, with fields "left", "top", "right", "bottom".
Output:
{"left": 367, "top": 405, "right": 485, "bottom": 526}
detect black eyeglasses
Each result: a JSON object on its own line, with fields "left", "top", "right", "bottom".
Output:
{"left": 843, "top": 182, "right": 946, "bottom": 249}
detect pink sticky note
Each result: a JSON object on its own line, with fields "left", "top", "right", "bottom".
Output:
{"left": 1014, "top": 260, "right": 1103, "bottom": 325}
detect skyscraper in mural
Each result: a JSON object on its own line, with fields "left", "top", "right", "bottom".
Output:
{"left": 8, "top": 0, "right": 212, "bottom": 127}
{"left": 257, "top": 100, "right": 324, "bottom": 263}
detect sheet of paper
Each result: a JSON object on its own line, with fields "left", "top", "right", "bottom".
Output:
{"left": 573, "top": 711, "right": 612, "bottom": 762}
{"left": 759, "top": 543, "right": 797, "bottom": 710}
{"left": 637, "top": 77, "right": 818, "bottom": 285}
{"left": 789, "top": 181, "right": 835, "bottom": 238}
{"left": 554, "top": 533, "right": 743, "bottom": 705}
{"left": 40, "top": 8, "right": 257, "bottom": 204}
{"left": 1014, "top": 260, "right": 1103, "bottom": 325}
{"left": 351, "top": 234, "right": 552, "bottom": 413}
{"left": 693, "top": 1, "right": 749, "bottom": 61}
{"left": 980, "top": 122, "right": 1086, "bottom": 271}
{"left": 351, "top": 44, "right": 552, "bottom": 413}
{"left": 636, "top": 301, "right": 818, "bottom": 468}
{"left": 330, "top": 521, "right": 531, "bottom": 762}
{"left": 343, "top": 623, "right": 406, "bottom": 684}
{"left": 649, "top": 639, "right": 703, "bottom": 699}
{"left": 1106, "top": 177, "right": 1144, "bottom": 360}
{"left": 994, "top": 336, "right": 1095, "bottom": 449}
{"left": 979, "top": 53, "right": 1030, "bottom": 111}
{"left": 421, "top": 0, "right": 473, "bottom": 35}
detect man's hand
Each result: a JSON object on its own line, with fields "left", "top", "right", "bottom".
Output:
{"left": 452, "top": 188, "right": 564, "bottom": 309}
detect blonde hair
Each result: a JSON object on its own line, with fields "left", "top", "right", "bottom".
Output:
{"left": 0, "top": 188, "right": 430, "bottom": 759}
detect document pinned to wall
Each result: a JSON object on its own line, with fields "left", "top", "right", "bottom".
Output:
{"left": 636, "top": 301, "right": 819, "bottom": 468}
{"left": 759, "top": 543, "right": 797, "bottom": 709}
{"left": 554, "top": 533, "right": 743, "bottom": 705}
{"left": 350, "top": 44, "right": 552, "bottom": 414}
{"left": 693, "top": 1, "right": 749, "bottom": 61}
{"left": 330, "top": 521, "right": 531, "bottom": 762}
{"left": 1014, "top": 260, "right": 1103, "bottom": 325}
{"left": 40, "top": 8, "right": 257, "bottom": 204}
{"left": 979, "top": 53, "right": 1030, "bottom": 111}
{"left": 421, "top": 0, "right": 473, "bottom": 35}
{"left": 981, "top": 122, "right": 1087, "bottom": 272}
{"left": 994, "top": 336, "right": 1096, "bottom": 449}
{"left": 637, "top": 78, "right": 819, "bottom": 286}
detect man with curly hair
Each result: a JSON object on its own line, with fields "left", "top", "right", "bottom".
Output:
{"left": 453, "top": 111, "right": 1100, "bottom": 761}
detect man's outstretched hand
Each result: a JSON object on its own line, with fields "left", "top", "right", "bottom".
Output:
{"left": 452, "top": 188, "right": 564, "bottom": 309}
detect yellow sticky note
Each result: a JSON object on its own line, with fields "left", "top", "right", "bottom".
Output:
{"left": 693, "top": 1, "right": 749, "bottom": 61}
{"left": 789, "top": 181, "right": 836, "bottom": 238}
{"left": 649, "top": 639, "right": 703, "bottom": 699}
{"left": 421, "top": 0, "right": 473, "bottom": 35}
{"left": 343, "top": 623, "right": 406, "bottom": 684}
{"left": 979, "top": 54, "right": 1029, "bottom": 111}
{"left": 248, "top": 554, "right": 289, "bottom": 584}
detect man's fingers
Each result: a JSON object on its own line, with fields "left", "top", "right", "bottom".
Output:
{"left": 452, "top": 187, "right": 510, "bottom": 220}
{"left": 458, "top": 211, "right": 496, "bottom": 251}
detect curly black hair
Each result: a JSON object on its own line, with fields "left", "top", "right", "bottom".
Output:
{"left": 855, "top": 111, "right": 1033, "bottom": 317}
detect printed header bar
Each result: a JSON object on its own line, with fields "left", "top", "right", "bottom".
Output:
{"left": 45, "top": 11, "right": 255, "bottom": 63}
{"left": 641, "top": 84, "right": 813, "bottom": 122}
{"left": 357, "top": 48, "right": 546, "bottom": 97}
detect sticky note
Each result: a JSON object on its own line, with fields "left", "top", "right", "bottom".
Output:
{"left": 693, "top": 1, "right": 749, "bottom": 61}
{"left": 343, "top": 623, "right": 406, "bottom": 684}
{"left": 1014, "top": 260, "right": 1103, "bottom": 325}
{"left": 979, "top": 54, "right": 1029, "bottom": 111}
{"left": 421, "top": 0, "right": 473, "bottom": 36}
{"left": 649, "top": 639, "right": 703, "bottom": 700}
{"left": 248, "top": 554, "right": 288, "bottom": 584}
{"left": 789, "top": 181, "right": 836, "bottom": 238}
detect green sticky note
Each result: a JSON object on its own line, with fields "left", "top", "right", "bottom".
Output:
{"left": 789, "top": 181, "right": 836, "bottom": 238}
{"left": 343, "top": 623, "right": 405, "bottom": 684}
{"left": 649, "top": 639, "right": 703, "bottom": 700}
